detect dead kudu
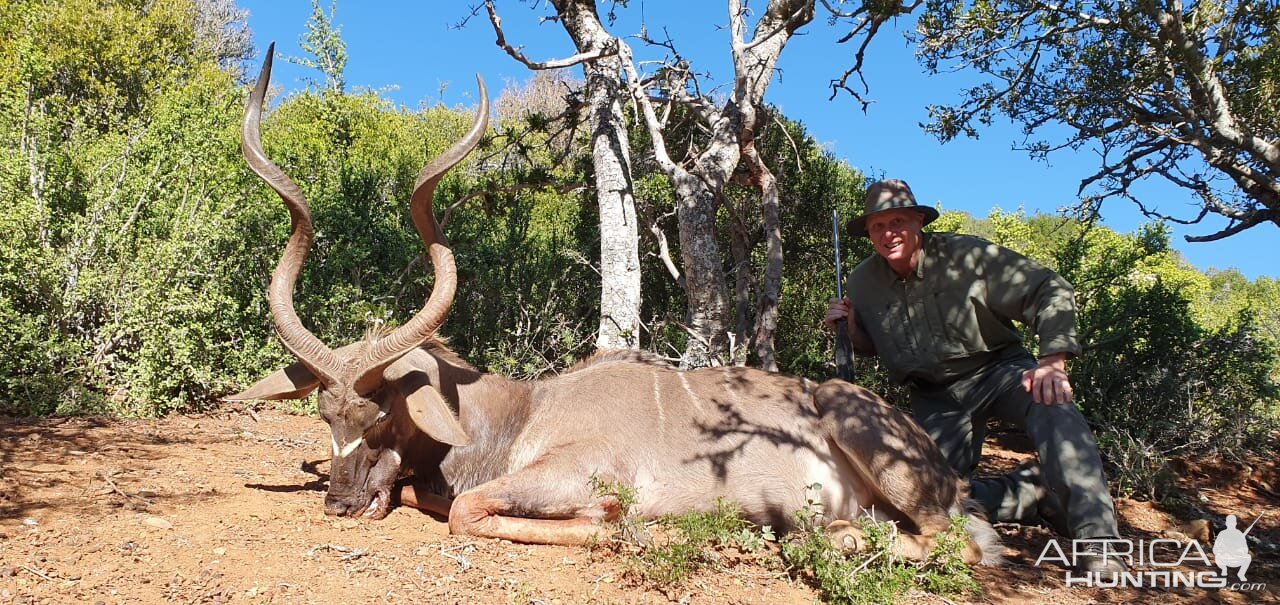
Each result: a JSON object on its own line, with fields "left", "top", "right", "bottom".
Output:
{"left": 226, "top": 48, "right": 999, "bottom": 565}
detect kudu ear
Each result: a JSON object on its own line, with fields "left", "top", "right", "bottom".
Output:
{"left": 382, "top": 348, "right": 470, "bottom": 446}
{"left": 403, "top": 381, "right": 471, "bottom": 447}
{"left": 223, "top": 361, "right": 321, "bottom": 401}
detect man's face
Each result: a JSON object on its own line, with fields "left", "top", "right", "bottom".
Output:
{"left": 867, "top": 209, "right": 924, "bottom": 265}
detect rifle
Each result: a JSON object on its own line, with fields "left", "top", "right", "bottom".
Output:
{"left": 832, "top": 209, "right": 855, "bottom": 382}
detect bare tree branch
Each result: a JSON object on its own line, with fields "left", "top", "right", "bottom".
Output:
{"left": 485, "top": 0, "right": 618, "bottom": 70}
{"left": 907, "top": 0, "right": 1280, "bottom": 241}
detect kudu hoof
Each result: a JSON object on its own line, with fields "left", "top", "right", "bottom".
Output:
{"left": 825, "top": 520, "right": 867, "bottom": 553}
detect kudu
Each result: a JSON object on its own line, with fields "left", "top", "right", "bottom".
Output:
{"left": 227, "top": 47, "right": 1000, "bottom": 565}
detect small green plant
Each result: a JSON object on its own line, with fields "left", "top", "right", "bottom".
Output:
{"left": 587, "top": 484, "right": 978, "bottom": 602}
{"left": 779, "top": 500, "right": 979, "bottom": 605}
{"left": 507, "top": 582, "right": 536, "bottom": 605}
{"left": 588, "top": 474, "right": 647, "bottom": 545}
{"left": 616, "top": 498, "right": 777, "bottom": 589}
{"left": 919, "top": 515, "right": 981, "bottom": 596}
{"left": 781, "top": 512, "right": 914, "bottom": 604}
{"left": 588, "top": 474, "right": 639, "bottom": 514}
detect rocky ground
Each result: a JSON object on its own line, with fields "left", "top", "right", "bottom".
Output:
{"left": 1, "top": 408, "right": 1276, "bottom": 604}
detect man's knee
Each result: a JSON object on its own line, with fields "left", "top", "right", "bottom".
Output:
{"left": 1025, "top": 401, "right": 1099, "bottom": 444}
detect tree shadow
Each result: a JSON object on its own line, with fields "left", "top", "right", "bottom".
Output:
{"left": 0, "top": 415, "right": 218, "bottom": 521}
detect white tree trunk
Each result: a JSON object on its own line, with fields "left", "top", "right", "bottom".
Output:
{"left": 552, "top": 0, "right": 643, "bottom": 350}
{"left": 673, "top": 170, "right": 732, "bottom": 368}
{"left": 588, "top": 62, "right": 642, "bottom": 349}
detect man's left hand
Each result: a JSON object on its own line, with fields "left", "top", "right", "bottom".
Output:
{"left": 1022, "top": 353, "right": 1073, "bottom": 406}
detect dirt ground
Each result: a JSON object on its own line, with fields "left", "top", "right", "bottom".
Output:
{"left": 1, "top": 408, "right": 1276, "bottom": 604}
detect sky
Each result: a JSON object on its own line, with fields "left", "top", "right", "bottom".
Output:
{"left": 235, "top": 0, "right": 1276, "bottom": 280}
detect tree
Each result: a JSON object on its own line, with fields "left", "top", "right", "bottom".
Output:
{"left": 486, "top": 0, "right": 815, "bottom": 369}
{"left": 291, "top": 0, "right": 347, "bottom": 94}
{"left": 905, "top": 0, "right": 1280, "bottom": 242}
{"left": 485, "top": 0, "right": 643, "bottom": 351}
{"left": 193, "top": 0, "right": 254, "bottom": 71}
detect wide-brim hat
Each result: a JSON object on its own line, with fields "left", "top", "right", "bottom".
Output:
{"left": 846, "top": 179, "right": 939, "bottom": 237}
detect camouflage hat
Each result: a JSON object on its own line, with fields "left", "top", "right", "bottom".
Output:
{"left": 846, "top": 179, "right": 939, "bottom": 237}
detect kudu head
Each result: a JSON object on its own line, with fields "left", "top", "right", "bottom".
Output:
{"left": 225, "top": 43, "right": 488, "bottom": 517}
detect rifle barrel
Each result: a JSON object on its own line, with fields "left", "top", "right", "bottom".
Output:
{"left": 833, "top": 209, "right": 854, "bottom": 382}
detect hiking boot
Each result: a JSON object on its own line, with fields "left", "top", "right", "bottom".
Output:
{"left": 1010, "top": 460, "right": 1071, "bottom": 536}
{"left": 1074, "top": 540, "right": 1129, "bottom": 578}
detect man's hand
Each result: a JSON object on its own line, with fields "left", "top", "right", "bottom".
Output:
{"left": 1022, "top": 352, "right": 1073, "bottom": 406}
{"left": 823, "top": 297, "right": 850, "bottom": 331}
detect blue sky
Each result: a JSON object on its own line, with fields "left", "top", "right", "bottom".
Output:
{"left": 236, "top": 1, "right": 1276, "bottom": 279}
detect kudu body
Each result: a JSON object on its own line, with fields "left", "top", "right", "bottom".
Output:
{"left": 228, "top": 48, "right": 999, "bottom": 565}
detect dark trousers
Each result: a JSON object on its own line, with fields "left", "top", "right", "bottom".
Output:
{"left": 909, "top": 349, "right": 1120, "bottom": 540}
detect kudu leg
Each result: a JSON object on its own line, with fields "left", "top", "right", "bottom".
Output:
{"left": 398, "top": 483, "right": 453, "bottom": 517}
{"left": 447, "top": 459, "right": 625, "bottom": 546}
{"left": 814, "top": 380, "right": 988, "bottom": 564}
{"left": 826, "top": 520, "right": 936, "bottom": 560}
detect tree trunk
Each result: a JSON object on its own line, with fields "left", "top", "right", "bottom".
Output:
{"left": 552, "top": 0, "right": 643, "bottom": 350}
{"left": 672, "top": 170, "right": 733, "bottom": 368}
{"left": 743, "top": 140, "right": 783, "bottom": 372}
{"left": 550, "top": 0, "right": 813, "bottom": 368}
{"left": 727, "top": 212, "right": 754, "bottom": 364}
{"left": 585, "top": 61, "right": 642, "bottom": 350}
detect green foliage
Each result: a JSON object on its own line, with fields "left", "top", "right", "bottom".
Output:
{"left": 912, "top": 0, "right": 1280, "bottom": 240}
{"left": 588, "top": 474, "right": 639, "bottom": 517}
{"left": 1, "top": 0, "right": 209, "bottom": 134}
{"left": 614, "top": 498, "right": 777, "bottom": 589}
{"left": 0, "top": 0, "right": 562, "bottom": 415}
{"left": 779, "top": 503, "right": 979, "bottom": 605}
{"left": 290, "top": 0, "right": 347, "bottom": 93}
{"left": 0, "top": 0, "right": 265, "bottom": 416}
{"left": 977, "top": 213, "right": 1280, "bottom": 497}
{"left": 762, "top": 117, "right": 868, "bottom": 377}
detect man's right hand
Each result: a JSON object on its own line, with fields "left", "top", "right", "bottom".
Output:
{"left": 823, "top": 297, "right": 850, "bottom": 331}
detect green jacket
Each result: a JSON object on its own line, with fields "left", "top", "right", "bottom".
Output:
{"left": 847, "top": 232, "right": 1081, "bottom": 386}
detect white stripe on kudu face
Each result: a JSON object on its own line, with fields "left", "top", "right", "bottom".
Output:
{"left": 329, "top": 410, "right": 385, "bottom": 459}
{"left": 329, "top": 410, "right": 384, "bottom": 459}
{"left": 332, "top": 434, "right": 365, "bottom": 459}
{"left": 339, "top": 436, "right": 364, "bottom": 458}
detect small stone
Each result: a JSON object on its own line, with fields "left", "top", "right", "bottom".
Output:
{"left": 21, "top": 518, "right": 38, "bottom": 526}
{"left": 142, "top": 516, "right": 173, "bottom": 530}
{"left": 338, "top": 519, "right": 359, "bottom": 530}
{"left": 212, "top": 547, "right": 227, "bottom": 556}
